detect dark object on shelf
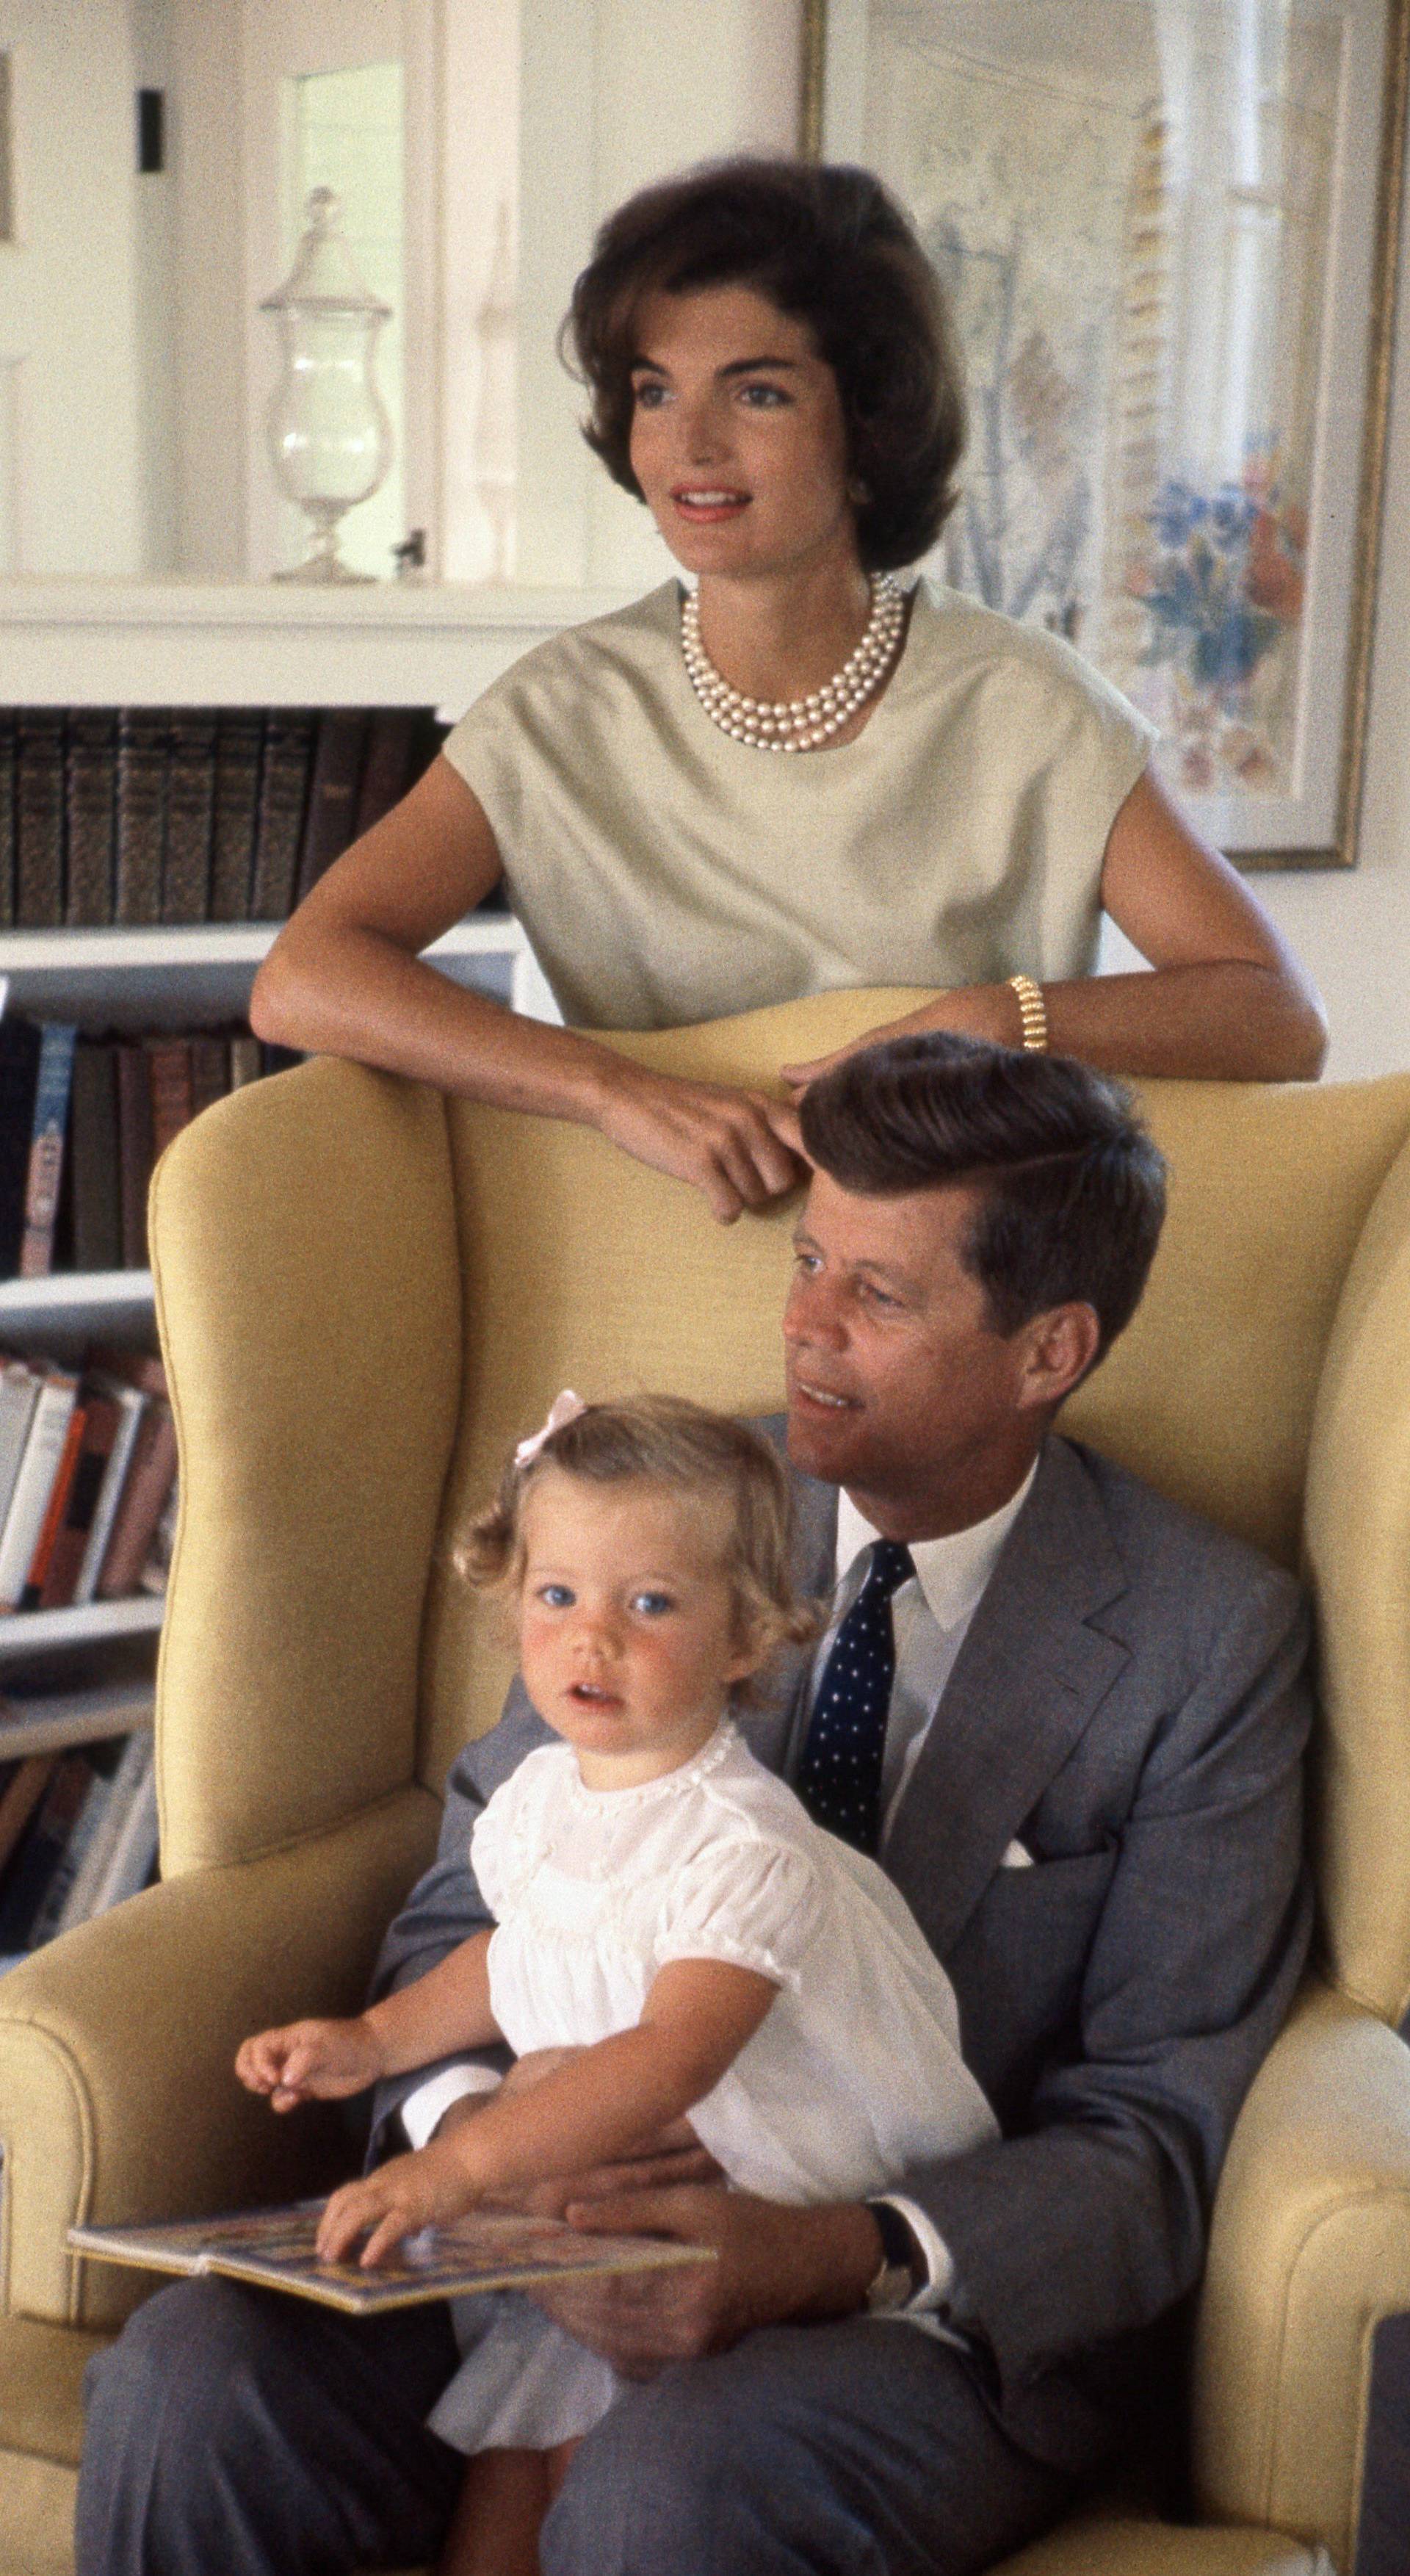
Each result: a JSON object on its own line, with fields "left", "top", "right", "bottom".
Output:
{"left": 64, "top": 709, "right": 118, "bottom": 927}
{"left": 189, "top": 1033, "right": 230, "bottom": 1120}
{"left": 0, "top": 1749, "right": 95, "bottom": 1954}
{"left": 36, "top": 1385, "right": 124, "bottom": 1611}
{"left": 0, "top": 708, "right": 17, "bottom": 928}
{"left": 114, "top": 709, "right": 170, "bottom": 926}
{"left": 15, "top": 710, "right": 66, "bottom": 928}
{"left": 21, "top": 1396, "right": 88, "bottom": 1607}
{"left": 115, "top": 1043, "right": 156, "bottom": 1268}
{"left": 0, "top": 1019, "right": 42, "bottom": 1277}
{"left": 69, "top": 1039, "right": 124, "bottom": 1273}
{"left": 352, "top": 707, "right": 419, "bottom": 839}
{"left": 209, "top": 710, "right": 266, "bottom": 923}
{"left": 162, "top": 710, "right": 218, "bottom": 924}
{"left": 19, "top": 1020, "right": 77, "bottom": 1277}
{"left": 250, "top": 709, "right": 317, "bottom": 920}
{"left": 96, "top": 1399, "right": 176, "bottom": 1599}
{"left": 295, "top": 707, "right": 369, "bottom": 903}
{"left": 146, "top": 1038, "right": 194, "bottom": 1163}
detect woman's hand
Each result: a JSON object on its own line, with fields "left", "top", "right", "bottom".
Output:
{"left": 235, "top": 2015, "right": 385, "bottom": 2113}
{"left": 781, "top": 984, "right": 1016, "bottom": 1094}
{"left": 593, "top": 1061, "right": 806, "bottom": 1222}
{"left": 317, "top": 2140, "right": 482, "bottom": 2269}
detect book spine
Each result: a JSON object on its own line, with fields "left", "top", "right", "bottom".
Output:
{"left": 37, "top": 1390, "right": 122, "bottom": 1609}
{"left": 20, "top": 1400, "right": 88, "bottom": 1607}
{"left": 0, "top": 1750, "right": 57, "bottom": 1875}
{"left": 114, "top": 709, "right": 170, "bottom": 926}
{"left": 146, "top": 1039, "right": 195, "bottom": 1163}
{"left": 15, "top": 710, "right": 66, "bottom": 927}
{"left": 55, "top": 1729, "right": 154, "bottom": 1932}
{"left": 209, "top": 711, "right": 265, "bottom": 923}
{"left": 96, "top": 1402, "right": 177, "bottom": 1598}
{"left": 188, "top": 1033, "right": 231, "bottom": 1120}
{"left": 295, "top": 707, "right": 369, "bottom": 903}
{"left": 72, "top": 1387, "right": 147, "bottom": 1605}
{"left": 0, "top": 1751, "right": 93, "bottom": 1954}
{"left": 70, "top": 1037, "right": 124, "bottom": 1273}
{"left": 85, "top": 1742, "right": 158, "bottom": 1919}
{"left": 161, "top": 710, "right": 218, "bottom": 924}
{"left": 249, "top": 710, "right": 317, "bottom": 920}
{"left": 27, "top": 1758, "right": 114, "bottom": 1947}
{"left": 64, "top": 707, "right": 118, "bottom": 926}
{"left": 18, "top": 1020, "right": 78, "bottom": 1277}
{"left": 0, "top": 1017, "right": 42, "bottom": 1278}
{"left": 0, "top": 1376, "right": 80, "bottom": 1609}
{"left": 115, "top": 1044, "right": 156, "bottom": 1268}
{"left": 352, "top": 708, "right": 417, "bottom": 837}
{"left": 0, "top": 707, "right": 19, "bottom": 928}
{"left": 0, "top": 1365, "right": 40, "bottom": 1534}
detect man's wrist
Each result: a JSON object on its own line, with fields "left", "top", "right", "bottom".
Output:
{"left": 864, "top": 2198, "right": 925, "bottom": 2311}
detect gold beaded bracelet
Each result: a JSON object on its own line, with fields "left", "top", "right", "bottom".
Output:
{"left": 1008, "top": 973, "right": 1048, "bottom": 1053}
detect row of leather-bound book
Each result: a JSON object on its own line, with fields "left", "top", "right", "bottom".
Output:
{"left": 0, "top": 1014, "right": 300, "bottom": 1281}
{"left": 0, "top": 703, "right": 449, "bottom": 930}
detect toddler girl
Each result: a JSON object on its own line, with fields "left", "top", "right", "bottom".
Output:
{"left": 237, "top": 1392, "right": 995, "bottom": 2575}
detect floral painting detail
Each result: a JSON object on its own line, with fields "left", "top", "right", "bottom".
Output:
{"left": 1126, "top": 453, "right": 1306, "bottom": 791}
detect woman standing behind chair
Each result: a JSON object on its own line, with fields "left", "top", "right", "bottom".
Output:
{"left": 251, "top": 156, "right": 1326, "bottom": 1223}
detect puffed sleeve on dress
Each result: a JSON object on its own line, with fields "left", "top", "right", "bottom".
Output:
{"left": 651, "top": 1836, "right": 824, "bottom": 1992}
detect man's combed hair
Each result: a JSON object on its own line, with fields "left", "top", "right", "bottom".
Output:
{"left": 799, "top": 1033, "right": 1168, "bottom": 1360}
{"left": 563, "top": 156, "right": 966, "bottom": 573}
{"left": 459, "top": 1394, "right": 819, "bottom": 1700}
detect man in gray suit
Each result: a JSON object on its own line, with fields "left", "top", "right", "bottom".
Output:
{"left": 78, "top": 1035, "right": 1313, "bottom": 2576}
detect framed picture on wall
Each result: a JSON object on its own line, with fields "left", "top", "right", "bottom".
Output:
{"left": 804, "top": 0, "right": 1409, "bottom": 867}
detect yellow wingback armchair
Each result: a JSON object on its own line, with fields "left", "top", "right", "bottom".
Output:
{"left": 3, "top": 989, "right": 1410, "bottom": 2576}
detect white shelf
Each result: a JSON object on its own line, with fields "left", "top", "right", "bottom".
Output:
{"left": 0, "top": 916, "right": 527, "bottom": 973}
{"left": 0, "top": 580, "right": 634, "bottom": 707}
{"left": 0, "top": 1271, "right": 153, "bottom": 1324}
{"left": 0, "top": 1681, "right": 154, "bottom": 1759}
{"left": 0, "top": 1598, "right": 164, "bottom": 1659}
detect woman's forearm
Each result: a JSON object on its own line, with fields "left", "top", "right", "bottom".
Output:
{"left": 899, "top": 956, "right": 1328, "bottom": 1082}
{"left": 252, "top": 914, "right": 631, "bottom": 1125}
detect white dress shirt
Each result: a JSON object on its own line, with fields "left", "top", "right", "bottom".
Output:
{"left": 822, "top": 1465, "right": 1036, "bottom": 2318}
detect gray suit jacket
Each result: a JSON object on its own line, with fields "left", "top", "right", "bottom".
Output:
{"left": 369, "top": 1430, "right": 1313, "bottom": 2472}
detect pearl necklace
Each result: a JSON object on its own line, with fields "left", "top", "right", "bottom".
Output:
{"left": 680, "top": 574, "right": 906, "bottom": 751}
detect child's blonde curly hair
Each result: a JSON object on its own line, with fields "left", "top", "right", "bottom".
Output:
{"left": 458, "top": 1394, "right": 820, "bottom": 1701}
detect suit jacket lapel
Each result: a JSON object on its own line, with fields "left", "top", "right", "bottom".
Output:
{"left": 883, "top": 1437, "right": 1132, "bottom": 1957}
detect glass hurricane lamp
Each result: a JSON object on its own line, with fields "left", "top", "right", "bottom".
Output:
{"left": 260, "top": 187, "right": 393, "bottom": 583}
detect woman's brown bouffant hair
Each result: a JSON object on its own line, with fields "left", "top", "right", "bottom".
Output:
{"left": 563, "top": 156, "right": 966, "bottom": 573}
{"left": 458, "top": 1395, "right": 820, "bottom": 1702}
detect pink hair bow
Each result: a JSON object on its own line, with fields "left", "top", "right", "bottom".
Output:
{"left": 513, "top": 1388, "right": 588, "bottom": 1471}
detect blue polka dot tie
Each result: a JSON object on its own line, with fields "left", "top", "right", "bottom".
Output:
{"left": 795, "top": 1540, "right": 916, "bottom": 1855}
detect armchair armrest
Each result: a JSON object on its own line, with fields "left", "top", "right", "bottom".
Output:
{"left": 0, "top": 1787, "right": 437, "bottom": 2331}
{"left": 1192, "top": 1980, "right": 1410, "bottom": 2572}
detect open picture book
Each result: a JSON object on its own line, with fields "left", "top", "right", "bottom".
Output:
{"left": 68, "top": 2199, "right": 713, "bottom": 2317}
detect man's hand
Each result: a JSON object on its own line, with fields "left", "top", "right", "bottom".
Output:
{"left": 529, "top": 2184, "right": 883, "bottom": 2378}
{"left": 432, "top": 2049, "right": 723, "bottom": 2221}
{"left": 235, "top": 2014, "right": 383, "bottom": 2112}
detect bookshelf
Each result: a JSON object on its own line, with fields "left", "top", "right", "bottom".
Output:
{"left": 0, "top": 579, "right": 593, "bottom": 1756}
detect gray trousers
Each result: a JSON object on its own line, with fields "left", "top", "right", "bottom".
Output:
{"left": 76, "top": 2275, "right": 1075, "bottom": 2575}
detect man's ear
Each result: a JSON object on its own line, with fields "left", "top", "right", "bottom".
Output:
{"left": 1013, "top": 1302, "right": 1102, "bottom": 1413}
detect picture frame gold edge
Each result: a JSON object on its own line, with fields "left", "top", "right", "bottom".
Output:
{"left": 797, "top": 0, "right": 1410, "bottom": 875}
{"left": 1329, "top": 0, "right": 1410, "bottom": 870}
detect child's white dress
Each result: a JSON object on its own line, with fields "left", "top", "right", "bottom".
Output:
{"left": 427, "top": 1720, "right": 994, "bottom": 2455}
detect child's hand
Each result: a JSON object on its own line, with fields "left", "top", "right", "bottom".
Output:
{"left": 234, "top": 2016, "right": 383, "bottom": 2112}
{"left": 316, "top": 2140, "right": 482, "bottom": 2268}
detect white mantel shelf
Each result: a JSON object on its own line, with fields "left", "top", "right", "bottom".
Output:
{"left": 0, "top": 580, "right": 638, "bottom": 707}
